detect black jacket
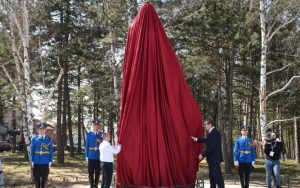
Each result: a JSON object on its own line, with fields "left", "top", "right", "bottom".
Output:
{"left": 264, "top": 140, "right": 283, "bottom": 160}
{"left": 197, "top": 127, "right": 223, "bottom": 164}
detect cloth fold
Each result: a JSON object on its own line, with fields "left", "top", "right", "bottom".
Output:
{"left": 117, "top": 3, "right": 204, "bottom": 187}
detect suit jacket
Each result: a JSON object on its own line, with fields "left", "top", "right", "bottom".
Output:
{"left": 197, "top": 127, "right": 223, "bottom": 164}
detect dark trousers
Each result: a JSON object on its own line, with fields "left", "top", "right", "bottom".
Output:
{"left": 101, "top": 162, "right": 113, "bottom": 188}
{"left": 33, "top": 164, "right": 49, "bottom": 188}
{"left": 208, "top": 163, "right": 224, "bottom": 188}
{"left": 88, "top": 159, "right": 101, "bottom": 187}
{"left": 239, "top": 163, "right": 252, "bottom": 188}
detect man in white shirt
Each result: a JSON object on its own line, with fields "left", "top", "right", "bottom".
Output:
{"left": 99, "top": 133, "right": 121, "bottom": 188}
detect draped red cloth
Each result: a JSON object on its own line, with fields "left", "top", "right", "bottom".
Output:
{"left": 117, "top": 3, "right": 204, "bottom": 187}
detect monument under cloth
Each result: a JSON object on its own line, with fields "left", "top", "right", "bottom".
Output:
{"left": 117, "top": 3, "right": 204, "bottom": 187}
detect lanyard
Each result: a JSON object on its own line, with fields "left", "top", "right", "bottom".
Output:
{"left": 271, "top": 141, "right": 277, "bottom": 151}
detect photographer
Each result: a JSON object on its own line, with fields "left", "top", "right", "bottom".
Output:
{"left": 264, "top": 131, "right": 283, "bottom": 188}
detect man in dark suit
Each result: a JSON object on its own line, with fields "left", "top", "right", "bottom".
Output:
{"left": 191, "top": 118, "right": 224, "bottom": 188}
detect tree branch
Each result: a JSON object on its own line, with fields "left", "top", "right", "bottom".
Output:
{"left": 9, "top": 8, "right": 26, "bottom": 45}
{"left": 266, "top": 63, "right": 293, "bottom": 76}
{"left": 267, "top": 16, "right": 297, "bottom": 42}
{"left": 265, "top": 0, "right": 278, "bottom": 13}
{"left": 1, "top": 65, "right": 25, "bottom": 102}
{"left": 164, "top": 0, "right": 202, "bottom": 28}
{"left": 266, "top": 75, "right": 300, "bottom": 100}
{"left": 41, "top": 68, "right": 64, "bottom": 120}
{"left": 8, "top": 13, "right": 25, "bottom": 71}
{"left": 267, "top": 116, "right": 300, "bottom": 126}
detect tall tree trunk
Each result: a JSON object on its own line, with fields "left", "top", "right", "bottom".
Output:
{"left": 18, "top": 0, "right": 34, "bottom": 162}
{"left": 7, "top": 5, "right": 31, "bottom": 158}
{"left": 298, "top": 118, "right": 300, "bottom": 162}
{"left": 292, "top": 127, "right": 295, "bottom": 159}
{"left": 21, "top": 130, "right": 29, "bottom": 160}
{"left": 65, "top": 8, "right": 74, "bottom": 155}
{"left": 57, "top": 78, "right": 64, "bottom": 164}
{"left": 257, "top": 112, "right": 264, "bottom": 158}
{"left": 67, "top": 87, "right": 74, "bottom": 157}
{"left": 275, "top": 102, "right": 280, "bottom": 134}
{"left": 110, "top": 27, "right": 118, "bottom": 144}
{"left": 288, "top": 127, "right": 292, "bottom": 158}
{"left": 82, "top": 111, "right": 86, "bottom": 146}
{"left": 249, "top": 45, "right": 255, "bottom": 139}
{"left": 259, "top": 0, "right": 268, "bottom": 140}
{"left": 12, "top": 96, "right": 17, "bottom": 153}
{"left": 62, "top": 0, "right": 71, "bottom": 150}
{"left": 56, "top": 0, "right": 66, "bottom": 164}
{"left": 77, "top": 65, "right": 82, "bottom": 153}
{"left": 252, "top": 102, "right": 257, "bottom": 140}
{"left": 295, "top": 117, "right": 299, "bottom": 163}
{"left": 93, "top": 87, "right": 99, "bottom": 119}
{"left": 225, "top": 54, "right": 234, "bottom": 169}
{"left": 62, "top": 62, "right": 68, "bottom": 150}
{"left": 217, "top": 60, "right": 231, "bottom": 174}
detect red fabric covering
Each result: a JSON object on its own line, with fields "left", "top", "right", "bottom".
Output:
{"left": 117, "top": 3, "right": 204, "bottom": 187}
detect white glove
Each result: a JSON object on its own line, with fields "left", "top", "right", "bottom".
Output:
{"left": 252, "top": 161, "right": 255, "bottom": 165}
{"left": 191, "top": 136, "right": 197, "bottom": 142}
{"left": 32, "top": 162, "right": 34, "bottom": 167}
{"left": 117, "top": 144, "right": 122, "bottom": 150}
{"left": 234, "top": 161, "right": 239, "bottom": 166}
{"left": 86, "top": 157, "right": 88, "bottom": 162}
{"left": 49, "top": 162, "right": 52, "bottom": 167}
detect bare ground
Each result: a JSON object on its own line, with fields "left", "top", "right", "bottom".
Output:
{"left": 2, "top": 152, "right": 299, "bottom": 188}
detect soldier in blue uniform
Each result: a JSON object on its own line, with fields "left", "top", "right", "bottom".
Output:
{"left": 85, "top": 118, "right": 103, "bottom": 188}
{"left": 30, "top": 122, "right": 53, "bottom": 188}
{"left": 233, "top": 125, "right": 256, "bottom": 188}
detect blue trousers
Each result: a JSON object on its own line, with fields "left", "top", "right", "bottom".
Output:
{"left": 265, "top": 159, "right": 281, "bottom": 188}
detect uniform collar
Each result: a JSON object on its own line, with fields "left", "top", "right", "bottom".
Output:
{"left": 93, "top": 131, "right": 100, "bottom": 135}
{"left": 209, "top": 127, "right": 215, "bottom": 133}
{"left": 39, "top": 135, "right": 46, "bottom": 140}
{"left": 241, "top": 135, "right": 247, "bottom": 139}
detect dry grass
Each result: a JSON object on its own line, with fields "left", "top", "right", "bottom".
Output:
{"left": 2, "top": 152, "right": 300, "bottom": 187}
{"left": 2, "top": 152, "right": 89, "bottom": 187}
